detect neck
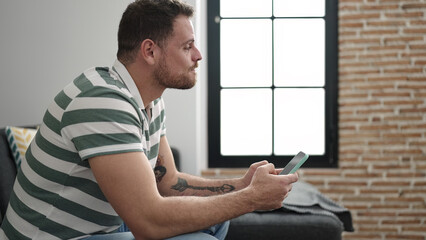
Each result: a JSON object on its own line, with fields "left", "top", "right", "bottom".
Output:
{"left": 124, "top": 61, "right": 165, "bottom": 109}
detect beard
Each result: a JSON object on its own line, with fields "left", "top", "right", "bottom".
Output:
{"left": 153, "top": 58, "right": 197, "bottom": 90}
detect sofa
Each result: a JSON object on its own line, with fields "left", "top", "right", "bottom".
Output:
{"left": 0, "top": 126, "right": 351, "bottom": 239}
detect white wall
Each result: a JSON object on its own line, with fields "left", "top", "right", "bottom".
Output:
{"left": 0, "top": 0, "right": 207, "bottom": 175}
{"left": 163, "top": 0, "right": 208, "bottom": 175}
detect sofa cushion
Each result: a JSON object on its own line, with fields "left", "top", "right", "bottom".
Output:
{"left": 5, "top": 126, "right": 37, "bottom": 168}
{"left": 0, "top": 128, "right": 18, "bottom": 219}
{"left": 227, "top": 210, "right": 343, "bottom": 240}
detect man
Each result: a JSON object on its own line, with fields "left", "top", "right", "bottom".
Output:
{"left": 0, "top": 0, "right": 298, "bottom": 239}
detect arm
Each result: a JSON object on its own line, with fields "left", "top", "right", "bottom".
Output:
{"left": 89, "top": 150, "right": 297, "bottom": 239}
{"left": 155, "top": 136, "right": 269, "bottom": 197}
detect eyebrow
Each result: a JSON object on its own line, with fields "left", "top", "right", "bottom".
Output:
{"left": 181, "top": 39, "right": 195, "bottom": 47}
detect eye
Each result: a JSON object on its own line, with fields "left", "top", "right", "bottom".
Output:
{"left": 184, "top": 45, "right": 192, "bottom": 51}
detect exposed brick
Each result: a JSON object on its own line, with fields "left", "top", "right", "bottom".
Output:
{"left": 371, "top": 92, "right": 411, "bottom": 98}
{"left": 357, "top": 211, "right": 397, "bottom": 217}
{"left": 384, "top": 67, "right": 424, "bottom": 74}
{"left": 320, "top": 188, "right": 356, "bottom": 194}
{"left": 401, "top": 123, "right": 426, "bottom": 130}
{"left": 341, "top": 22, "right": 364, "bottom": 28}
{"left": 343, "top": 196, "right": 382, "bottom": 202}
{"left": 301, "top": 169, "right": 342, "bottom": 176}
{"left": 345, "top": 204, "right": 369, "bottom": 210}
{"left": 410, "top": 44, "right": 426, "bottom": 50}
{"left": 358, "top": 226, "right": 398, "bottom": 232}
{"left": 382, "top": 133, "right": 422, "bottom": 138}
{"left": 410, "top": 20, "right": 426, "bottom": 25}
{"left": 371, "top": 60, "right": 411, "bottom": 66}
{"left": 356, "top": 109, "right": 394, "bottom": 114}
{"left": 385, "top": 234, "right": 425, "bottom": 240}
{"left": 361, "top": 4, "right": 399, "bottom": 11}
{"left": 402, "top": 3, "right": 426, "bottom": 10}
{"left": 414, "top": 60, "right": 426, "bottom": 66}
{"left": 340, "top": 100, "right": 382, "bottom": 107}
{"left": 340, "top": 38, "right": 382, "bottom": 45}
{"left": 404, "top": 28, "right": 426, "bottom": 34}
{"left": 353, "top": 219, "right": 379, "bottom": 225}
{"left": 384, "top": 36, "right": 424, "bottom": 43}
{"left": 398, "top": 83, "right": 426, "bottom": 89}
{"left": 403, "top": 226, "right": 426, "bottom": 232}
{"left": 367, "top": 20, "right": 407, "bottom": 27}
{"left": 359, "top": 124, "right": 398, "bottom": 131}
{"left": 359, "top": 189, "right": 399, "bottom": 195}
{"left": 385, "top": 12, "right": 424, "bottom": 18}
{"left": 343, "top": 233, "right": 382, "bottom": 239}
{"left": 413, "top": 181, "right": 426, "bottom": 187}
{"left": 371, "top": 181, "right": 411, "bottom": 187}
{"left": 387, "top": 172, "right": 426, "bottom": 178}
{"left": 384, "top": 116, "right": 422, "bottom": 121}
{"left": 400, "top": 107, "right": 426, "bottom": 114}
{"left": 373, "top": 164, "right": 411, "bottom": 170}
{"left": 385, "top": 196, "right": 425, "bottom": 203}
{"left": 382, "top": 219, "right": 421, "bottom": 225}
{"left": 398, "top": 211, "right": 426, "bottom": 217}
{"left": 359, "top": 52, "right": 398, "bottom": 59}
{"left": 368, "top": 45, "right": 406, "bottom": 51}
{"left": 402, "top": 52, "right": 426, "bottom": 58}
{"left": 384, "top": 100, "right": 424, "bottom": 106}
{"left": 344, "top": 172, "right": 383, "bottom": 178}
{"left": 340, "top": 13, "right": 380, "bottom": 20}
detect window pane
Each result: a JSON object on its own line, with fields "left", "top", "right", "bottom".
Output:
{"left": 274, "top": 19, "right": 325, "bottom": 87}
{"left": 274, "top": 0, "right": 325, "bottom": 17}
{"left": 221, "top": 89, "right": 272, "bottom": 155}
{"left": 274, "top": 88, "right": 325, "bottom": 155}
{"left": 221, "top": 19, "right": 272, "bottom": 87}
{"left": 221, "top": 0, "right": 272, "bottom": 17}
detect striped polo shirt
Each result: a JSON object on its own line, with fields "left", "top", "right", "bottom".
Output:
{"left": 0, "top": 60, "right": 166, "bottom": 239}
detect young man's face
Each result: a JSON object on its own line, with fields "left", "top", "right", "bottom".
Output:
{"left": 153, "top": 15, "right": 202, "bottom": 90}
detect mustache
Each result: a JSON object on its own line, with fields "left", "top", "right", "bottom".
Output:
{"left": 189, "top": 63, "right": 198, "bottom": 71}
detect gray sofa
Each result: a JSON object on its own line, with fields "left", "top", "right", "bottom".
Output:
{"left": 0, "top": 126, "right": 350, "bottom": 239}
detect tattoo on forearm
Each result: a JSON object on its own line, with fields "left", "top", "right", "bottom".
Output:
{"left": 171, "top": 177, "right": 235, "bottom": 193}
{"left": 154, "top": 155, "right": 166, "bottom": 183}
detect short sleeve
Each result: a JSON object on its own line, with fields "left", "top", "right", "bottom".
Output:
{"left": 61, "top": 88, "right": 144, "bottom": 160}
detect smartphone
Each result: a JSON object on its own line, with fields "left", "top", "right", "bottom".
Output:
{"left": 279, "top": 151, "right": 309, "bottom": 175}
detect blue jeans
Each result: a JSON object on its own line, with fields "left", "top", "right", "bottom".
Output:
{"left": 83, "top": 221, "right": 230, "bottom": 240}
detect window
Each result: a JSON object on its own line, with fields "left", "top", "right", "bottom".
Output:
{"left": 208, "top": 0, "right": 338, "bottom": 168}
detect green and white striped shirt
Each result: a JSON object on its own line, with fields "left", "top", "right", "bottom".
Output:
{"left": 0, "top": 60, "right": 166, "bottom": 239}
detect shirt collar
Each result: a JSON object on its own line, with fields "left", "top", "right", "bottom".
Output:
{"left": 113, "top": 59, "right": 145, "bottom": 109}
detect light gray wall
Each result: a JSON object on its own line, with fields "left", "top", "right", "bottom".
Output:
{"left": 0, "top": 0, "right": 207, "bottom": 175}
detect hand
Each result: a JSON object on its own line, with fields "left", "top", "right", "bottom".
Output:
{"left": 248, "top": 163, "right": 298, "bottom": 211}
{"left": 241, "top": 160, "right": 269, "bottom": 188}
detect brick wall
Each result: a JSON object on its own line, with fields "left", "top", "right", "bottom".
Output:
{"left": 203, "top": 0, "right": 426, "bottom": 239}
{"left": 336, "top": 0, "right": 426, "bottom": 239}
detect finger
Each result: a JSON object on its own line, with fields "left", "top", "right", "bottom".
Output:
{"left": 286, "top": 173, "right": 299, "bottom": 183}
{"left": 260, "top": 163, "right": 276, "bottom": 174}
{"left": 274, "top": 168, "right": 283, "bottom": 175}
{"left": 251, "top": 160, "right": 269, "bottom": 169}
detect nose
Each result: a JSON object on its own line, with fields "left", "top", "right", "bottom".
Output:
{"left": 192, "top": 46, "right": 202, "bottom": 62}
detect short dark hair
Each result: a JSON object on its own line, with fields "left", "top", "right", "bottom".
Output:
{"left": 117, "top": 0, "right": 194, "bottom": 64}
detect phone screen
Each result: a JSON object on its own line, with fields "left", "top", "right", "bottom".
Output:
{"left": 279, "top": 151, "right": 309, "bottom": 175}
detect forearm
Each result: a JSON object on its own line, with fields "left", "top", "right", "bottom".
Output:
{"left": 140, "top": 188, "right": 254, "bottom": 239}
{"left": 165, "top": 172, "right": 248, "bottom": 196}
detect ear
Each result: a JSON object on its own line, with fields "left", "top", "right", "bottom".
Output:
{"left": 140, "top": 39, "right": 158, "bottom": 65}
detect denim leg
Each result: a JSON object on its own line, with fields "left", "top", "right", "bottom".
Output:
{"left": 83, "top": 221, "right": 229, "bottom": 240}
{"left": 200, "top": 221, "right": 230, "bottom": 240}
{"left": 167, "top": 221, "right": 230, "bottom": 240}
{"left": 81, "top": 231, "right": 135, "bottom": 240}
